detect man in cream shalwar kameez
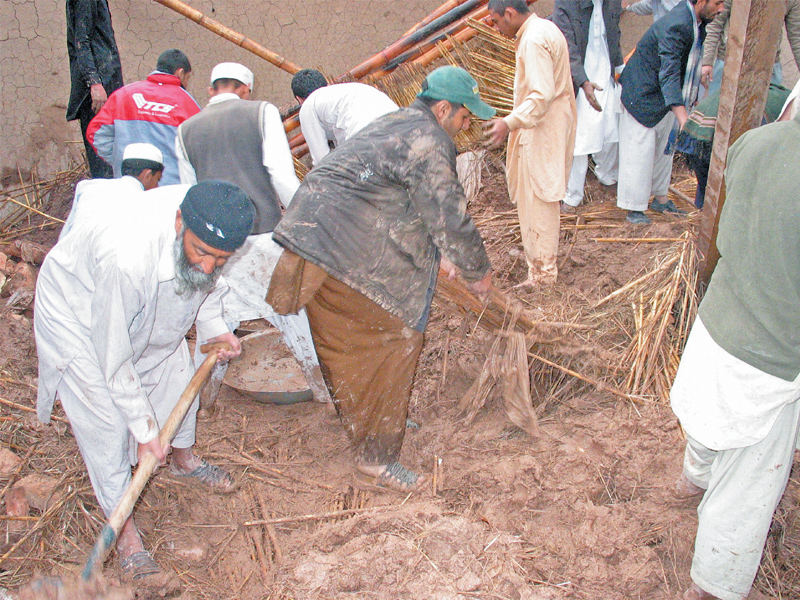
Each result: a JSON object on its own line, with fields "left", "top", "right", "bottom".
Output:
{"left": 486, "top": 0, "right": 576, "bottom": 285}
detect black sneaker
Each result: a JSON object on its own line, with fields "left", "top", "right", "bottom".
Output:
{"left": 649, "top": 198, "right": 686, "bottom": 214}
{"left": 626, "top": 210, "right": 651, "bottom": 225}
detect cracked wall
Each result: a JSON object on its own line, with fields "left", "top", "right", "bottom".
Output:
{"left": 0, "top": 0, "right": 447, "bottom": 183}
{"left": 1, "top": 0, "right": 796, "bottom": 184}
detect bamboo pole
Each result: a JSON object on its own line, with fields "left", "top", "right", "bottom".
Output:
{"left": 399, "top": 0, "right": 474, "bottom": 38}
{"left": 283, "top": 0, "right": 486, "bottom": 138}
{"left": 341, "top": 0, "right": 486, "bottom": 82}
{"left": 372, "top": 0, "right": 535, "bottom": 76}
{"left": 369, "top": 7, "right": 491, "bottom": 79}
{"left": 284, "top": 0, "right": 535, "bottom": 157}
{"left": 152, "top": 0, "right": 301, "bottom": 75}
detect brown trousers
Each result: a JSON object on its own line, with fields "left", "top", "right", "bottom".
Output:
{"left": 267, "top": 251, "right": 423, "bottom": 465}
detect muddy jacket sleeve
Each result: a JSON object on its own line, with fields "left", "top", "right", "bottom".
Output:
{"left": 405, "top": 138, "right": 490, "bottom": 283}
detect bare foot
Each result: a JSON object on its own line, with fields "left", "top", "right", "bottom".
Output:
{"left": 683, "top": 582, "right": 721, "bottom": 600}
{"left": 674, "top": 474, "right": 706, "bottom": 500}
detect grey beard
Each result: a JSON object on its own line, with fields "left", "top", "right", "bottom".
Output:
{"left": 173, "top": 233, "right": 222, "bottom": 296}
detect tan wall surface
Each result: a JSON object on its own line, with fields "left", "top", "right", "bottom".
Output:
{"left": 1, "top": 0, "right": 446, "bottom": 183}
{"left": 1, "top": 0, "right": 796, "bottom": 184}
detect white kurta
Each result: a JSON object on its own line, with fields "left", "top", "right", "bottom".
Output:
{"left": 299, "top": 83, "right": 399, "bottom": 166}
{"left": 36, "top": 184, "right": 229, "bottom": 443}
{"left": 625, "top": 0, "right": 682, "bottom": 22}
{"left": 671, "top": 318, "right": 800, "bottom": 600}
{"left": 565, "top": 0, "right": 621, "bottom": 206}
{"left": 779, "top": 78, "right": 800, "bottom": 121}
{"left": 35, "top": 184, "right": 230, "bottom": 514}
{"left": 60, "top": 176, "right": 144, "bottom": 240}
{"left": 572, "top": 0, "right": 619, "bottom": 157}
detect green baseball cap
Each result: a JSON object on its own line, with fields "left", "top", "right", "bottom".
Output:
{"left": 417, "top": 66, "right": 497, "bottom": 120}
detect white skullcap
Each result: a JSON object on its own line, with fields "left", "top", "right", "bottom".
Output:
{"left": 210, "top": 62, "right": 254, "bottom": 88}
{"left": 122, "top": 143, "right": 163, "bottom": 164}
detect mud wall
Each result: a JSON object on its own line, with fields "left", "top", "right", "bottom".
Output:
{"left": 0, "top": 0, "right": 446, "bottom": 184}
{"left": 1, "top": 0, "right": 796, "bottom": 185}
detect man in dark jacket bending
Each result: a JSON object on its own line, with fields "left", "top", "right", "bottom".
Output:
{"left": 269, "top": 66, "right": 494, "bottom": 493}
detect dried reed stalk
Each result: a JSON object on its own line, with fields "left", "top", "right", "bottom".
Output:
{"left": 0, "top": 167, "right": 77, "bottom": 236}
{"left": 434, "top": 271, "right": 588, "bottom": 336}
{"left": 602, "top": 232, "right": 699, "bottom": 402}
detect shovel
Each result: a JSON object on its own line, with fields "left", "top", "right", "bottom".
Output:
{"left": 81, "top": 342, "right": 230, "bottom": 580}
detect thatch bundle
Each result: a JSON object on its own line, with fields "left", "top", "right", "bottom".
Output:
{"left": 0, "top": 168, "right": 74, "bottom": 242}
{"left": 436, "top": 225, "right": 700, "bottom": 427}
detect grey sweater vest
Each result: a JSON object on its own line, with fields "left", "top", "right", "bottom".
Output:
{"left": 179, "top": 100, "right": 281, "bottom": 234}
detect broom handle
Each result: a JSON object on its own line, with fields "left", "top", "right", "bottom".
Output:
{"left": 81, "top": 342, "right": 230, "bottom": 580}
{"left": 152, "top": 0, "right": 301, "bottom": 75}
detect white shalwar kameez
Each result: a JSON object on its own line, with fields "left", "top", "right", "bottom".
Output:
{"left": 564, "top": 0, "right": 621, "bottom": 207}
{"left": 671, "top": 319, "right": 800, "bottom": 600}
{"left": 60, "top": 175, "right": 144, "bottom": 240}
{"left": 299, "top": 83, "right": 399, "bottom": 167}
{"left": 35, "top": 185, "right": 229, "bottom": 515}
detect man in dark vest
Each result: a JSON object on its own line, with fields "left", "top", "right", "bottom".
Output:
{"left": 176, "top": 62, "right": 330, "bottom": 411}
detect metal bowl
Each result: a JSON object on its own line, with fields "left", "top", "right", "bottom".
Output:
{"left": 224, "top": 329, "right": 313, "bottom": 405}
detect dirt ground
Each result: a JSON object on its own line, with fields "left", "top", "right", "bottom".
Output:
{"left": 0, "top": 159, "right": 798, "bottom": 600}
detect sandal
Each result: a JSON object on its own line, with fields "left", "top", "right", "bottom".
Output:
{"left": 120, "top": 550, "right": 161, "bottom": 581}
{"left": 355, "top": 461, "right": 426, "bottom": 494}
{"left": 169, "top": 459, "right": 236, "bottom": 493}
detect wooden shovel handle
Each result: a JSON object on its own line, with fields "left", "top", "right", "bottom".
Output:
{"left": 82, "top": 342, "right": 231, "bottom": 579}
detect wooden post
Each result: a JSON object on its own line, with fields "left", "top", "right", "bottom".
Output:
{"left": 697, "top": 0, "right": 783, "bottom": 283}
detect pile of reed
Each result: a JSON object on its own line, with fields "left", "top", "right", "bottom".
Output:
{"left": 0, "top": 167, "right": 78, "bottom": 241}
{"left": 593, "top": 230, "right": 699, "bottom": 402}
{"left": 436, "top": 221, "right": 701, "bottom": 419}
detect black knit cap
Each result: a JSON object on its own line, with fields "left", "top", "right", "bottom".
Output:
{"left": 180, "top": 180, "right": 254, "bottom": 252}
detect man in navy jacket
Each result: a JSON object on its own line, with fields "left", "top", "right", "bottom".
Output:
{"left": 616, "top": 0, "right": 723, "bottom": 223}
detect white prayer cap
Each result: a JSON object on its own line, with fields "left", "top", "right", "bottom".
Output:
{"left": 122, "top": 143, "right": 163, "bottom": 165}
{"left": 210, "top": 62, "right": 254, "bottom": 88}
